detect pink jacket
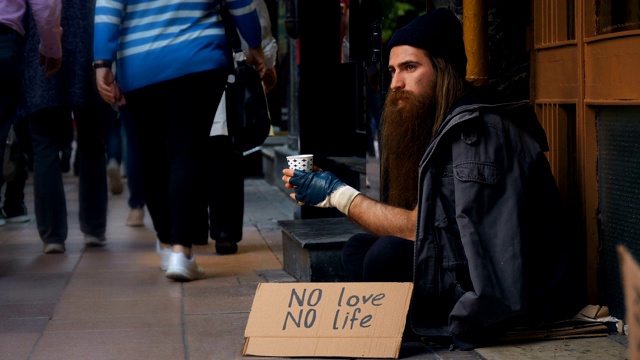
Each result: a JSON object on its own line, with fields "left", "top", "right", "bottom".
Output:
{"left": 0, "top": 0, "right": 62, "bottom": 58}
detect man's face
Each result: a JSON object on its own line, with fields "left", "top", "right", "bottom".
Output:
{"left": 386, "top": 45, "right": 436, "bottom": 109}
{"left": 380, "top": 46, "right": 437, "bottom": 209}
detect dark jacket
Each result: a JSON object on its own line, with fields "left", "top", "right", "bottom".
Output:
{"left": 410, "top": 89, "right": 580, "bottom": 349}
{"left": 22, "top": 0, "right": 104, "bottom": 115}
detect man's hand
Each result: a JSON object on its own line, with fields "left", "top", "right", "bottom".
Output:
{"left": 246, "top": 47, "right": 266, "bottom": 78}
{"left": 38, "top": 53, "right": 62, "bottom": 77}
{"left": 282, "top": 169, "right": 360, "bottom": 215}
{"left": 95, "top": 68, "right": 125, "bottom": 106}
{"left": 262, "top": 68, "right": 277, "bottom": 93}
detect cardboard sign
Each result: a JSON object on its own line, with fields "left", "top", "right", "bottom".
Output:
{"left": 618, "top": 245, "right": 640, "bottom": 360}
{"left": 242, "top": 282, "right": 413, "bottom": 358}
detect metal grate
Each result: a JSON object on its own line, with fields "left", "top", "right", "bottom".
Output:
{"left": 597, "top": 106, "right": 640, "bottom": 320}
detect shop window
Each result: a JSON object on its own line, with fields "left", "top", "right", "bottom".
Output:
{"left": 535, "top": 0, "right": 575, "bottom": 45}
{"left": 536, "top": 103, "right": 577, "bottom": 204}
{"left": 596, "top": 0, "right": 640, "bottom": 34}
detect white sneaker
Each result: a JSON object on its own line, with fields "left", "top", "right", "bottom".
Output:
{"left": 156, "top": 240, "right": 172, "bottom": 271}
{"left": 126, "top": 207, "right": 145, "bottom": 227}
{"left": 165, "top": 252, "right": 205, "bottom": 282}
{"left": 43, "top": 243, "right": 66, "bottom": 254}
{"left": 107, "top": 159, "right": 124, "bottom": 195}
{"left": 6, "top": 214, "right": 31, "bottom": 223}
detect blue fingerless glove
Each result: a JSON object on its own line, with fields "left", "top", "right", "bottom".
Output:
{"left": 289, "top": 170, "right": 343, "bottom": 205}
{"left": 289, "top": 170, "right": 361, "bottom": 215}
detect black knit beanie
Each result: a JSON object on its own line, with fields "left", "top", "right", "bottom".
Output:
{"left": 387, "top": 8, "right": 467, "bottom": 76}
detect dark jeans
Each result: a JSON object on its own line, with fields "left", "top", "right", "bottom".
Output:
{"left": 207, "top": 135, "right": 243, "bottom": 243}
{"left": 342, "top": 233, "right": 417, "bottom": 341}
{"left": 105, "top": 109, "right": 122, "bottom": 163}
{"left": 125, "top": 69, "right": 227, "bottom": 248}
{"left": 29, "top": 106, "right": 108, "bottom": 244}
{"left": 0, "top": 28, "right": 22, "bottom": 98}
{"left": 0, "top": 28, "right": 28, "bottom": 213}
{"left": 341, "top": 233, "right": 414, "bottom": 282}
{"left": 105, "top": 105, "right": 145, "bottom": 209}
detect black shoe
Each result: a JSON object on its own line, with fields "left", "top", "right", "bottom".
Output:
{"left": 215, "top": 241, "right": 238, "bottom": 255}
{"left": 2, "top": 204, "right": 30, "bottom": 223}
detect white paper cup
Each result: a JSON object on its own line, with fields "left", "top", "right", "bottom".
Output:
{"left": 286, "top": 154, "right": 314, "bottom": 171}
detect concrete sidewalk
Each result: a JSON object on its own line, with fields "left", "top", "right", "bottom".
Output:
{"left": 0, "top": 173, "right": 629, "bottom": 359}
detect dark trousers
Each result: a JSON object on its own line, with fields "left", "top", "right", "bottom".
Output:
{"left": 341, "top": 233, "right": 414, "bottom": 282}
{"left": 29, "top": 106, "right": 108, "bottom": 244}
{"left": 207, "top": 135, "right": 244, "bottom": 243}
{"left": 342, "top": 233, "right": 417, "bottom": 341}
{"left": 0, "top": 28, "right": 28, "bottom": 213}
{"left": 125, "top": 69, "right": 227, "bottom": 248}
{"left": 1, "top": 117, "right": 29, "bottom": 213}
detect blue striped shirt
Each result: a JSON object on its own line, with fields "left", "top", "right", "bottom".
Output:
{"left": 94, "top": 0, "right": 262, "bottom": 92}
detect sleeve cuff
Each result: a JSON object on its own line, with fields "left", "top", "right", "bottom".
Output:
{"left": 331, "top": 185, "right": 361, "bottom": 215}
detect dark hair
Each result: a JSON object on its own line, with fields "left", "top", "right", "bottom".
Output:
{"left": 387, "top": 8, "right": 467, "bottom": 78}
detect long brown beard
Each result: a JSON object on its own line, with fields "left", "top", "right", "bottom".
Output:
{"left": 380, "top": 89, "right": 435, "bottom": 209}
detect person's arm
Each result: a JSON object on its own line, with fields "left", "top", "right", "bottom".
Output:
{"left": 253, "top": 0, "right": 278, "bottom": 92}
{"left": 94, "top": 0, "right": 125, "bottom": 105}
{"left": 252, "top": 0, "right": 277, "bottom": 69}
{"left": 228, "top": 0, "right": 266, "bottom": 77}
{"left": 282, "top": 168, "right": 417, "bottom": 240}
{"left": 27, "top": 0, "right": 63, "bottom": 76}
{"left": 348, "top": 195, "right": 417, "bottom": 240}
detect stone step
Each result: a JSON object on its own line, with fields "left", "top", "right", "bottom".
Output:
{"left": 278, "top": 217, "right": 363, "bottom": 282}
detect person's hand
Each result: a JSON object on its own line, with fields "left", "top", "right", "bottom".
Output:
{"left": 246, "top": 47, "right": 266, "bottom": 78}
{"left": 282, "top": 169, "right": 361, "bottom": 215}
{"left": 38, "top": 53, "right": 62, "bottom": 77}
{"left": 262, "top": 68, "right": 277, "bottom": 93}
{"left": 95, "top": 67, "right": 126, "bottom": 107}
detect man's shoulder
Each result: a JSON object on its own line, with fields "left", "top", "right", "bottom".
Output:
{"left": 445, "top": 98, "right": 549, "bottom": 149}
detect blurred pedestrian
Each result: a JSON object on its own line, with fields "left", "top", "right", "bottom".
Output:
{"left": 103, "top": 105, "right": 147, "bottom": 226}
{"left": 207, "top": 0, "right": 277, "bottom": 255}
{"left": 94, "top": 0, "right": 266, "bottom": 281}
{"left": 0, "top": 105, "right": 32, "bottom": 225}
{"left": 105, "top": 107, "right": 124, "bottom": 195}
{"left": 0, "top": 0, "right": 62, "bottom": 231}
{"left": 23, "top": 0, "right": 110, "bottom": 254}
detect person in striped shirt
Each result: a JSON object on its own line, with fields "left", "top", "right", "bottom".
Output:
{"left": 94, "top": 0, "right": 266, "bottom": 282}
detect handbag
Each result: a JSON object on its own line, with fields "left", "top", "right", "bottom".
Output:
{"left": 220, "top": 3, "right": 272, "bottom": 154}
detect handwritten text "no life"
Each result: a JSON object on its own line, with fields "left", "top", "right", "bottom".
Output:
{"left": 282, "top": 287, "right": 386, "bottom": 331}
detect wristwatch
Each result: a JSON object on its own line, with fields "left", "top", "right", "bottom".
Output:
{"left": 92, "top": 60, "right": 113, "bottom": 71}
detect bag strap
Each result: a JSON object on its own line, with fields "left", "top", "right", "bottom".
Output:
{"left": 219, "top": 2, "right": 244, "bottom": 57}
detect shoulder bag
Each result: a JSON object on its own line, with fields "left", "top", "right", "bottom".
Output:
{"left": 219, "top": 3, "right": 272, "bottom": 154}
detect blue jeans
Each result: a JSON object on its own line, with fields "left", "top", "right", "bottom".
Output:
{"left": 119, "top": 105, "right": 145, "bottom": 209}
{"left": 29, "top": 106, "right": 108, "bottom": 244}
{"left": 105, "top": 109, "right": 123, "bottom": 164}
